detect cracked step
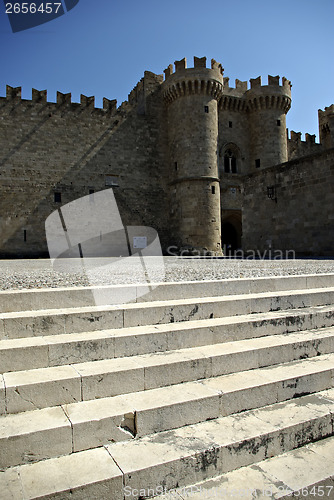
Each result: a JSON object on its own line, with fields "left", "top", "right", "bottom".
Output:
{"left": 1, "top": 287, "right": 334, "bottom": 340}
{"left": 1, "top": 358, "right": 333, "bottom": 469}
{"left": 1, "top": 327, "right": 334, "bottom": 414}
{"left": 1, "top": 391, "right": 332, "bottom": 499}
{"left": 1, "top": 273, "right": 333, "bottom": 313}
{"left": 104, "top": 390, "right": 334, "bottom": 499}
{"left": 152, "top": 435, "right": 334, "bottom": 500}
{"left": 63, "top": 355, "right": 334, "bottom": 452}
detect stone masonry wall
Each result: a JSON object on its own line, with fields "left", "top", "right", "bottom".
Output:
{"left": 0, "top": 73, "right": 169, "bottom": 257}
{"left": 242, "top": 149, "right": 334, "bottom": 256}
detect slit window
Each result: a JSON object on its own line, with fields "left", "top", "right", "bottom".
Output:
{"left": 175, "top": 162, "right": 178, "bottom": 171}
{"left": 54, "top": 192, "right": 61, "bottom": 203}
{"left": 229, "top": 121, "right": 232, "bottom": 128}
{"left": 211, "top": 186, "right": 215, "bottom": 194}
{"left": 255, "top": 159, "right": 261, "bottom": 168}
{"left": 23, "top": 230, "right": 27, "bottom": 242}
{"left": 277, "top": 119, "right": 281, "bottom": 126}
{"left": 204, "top": 106, "right": 209, "bottom": 113}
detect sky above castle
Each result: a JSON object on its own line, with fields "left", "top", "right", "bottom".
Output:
{"left": 0, "top": 0, "right": 333, "bottom": 141}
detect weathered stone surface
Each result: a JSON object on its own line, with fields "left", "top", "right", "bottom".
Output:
{"left": 4, "top": 365, "right": 81, "bottom": 413}
{"left": 18, "top": 448, "right": 123, "bottom": 499}
{"left": 0, "top": 407, "right": 72, "bottom": 468}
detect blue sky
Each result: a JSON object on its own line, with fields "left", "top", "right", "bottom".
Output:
{"left": 0, "top": 0, "right": 333, "bottom": 141}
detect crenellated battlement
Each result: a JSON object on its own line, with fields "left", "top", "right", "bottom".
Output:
{"left": 288, "top": 130, "right": 318, "bottom": 144}
{"left": 1, "top": 84, "right": 119, "bottom": 115}
{"left": 219, "top": 75, "right": 291, "bottom": 113}
{"left": 163, "top": 56, "right": 224, "bottom": 80}
{"left": 319, "top": 104, "right": 334, "bottom": 117}
{"left": 287, "top": 128, "right": 323, "bottom": 161}
{"left": 6, "top": 85, "right": 22, "bottom": 99}
{"left": 245, "top": 75, "right": 291, "bottom": 113}
{"left": 162, "top": 56, "right": 224, "bottom": 104}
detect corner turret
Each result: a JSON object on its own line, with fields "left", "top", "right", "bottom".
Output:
{"left": 246, "top": 75, "right": 292, "bottom": 169}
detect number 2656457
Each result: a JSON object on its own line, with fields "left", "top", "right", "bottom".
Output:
{"left": 6, "top": 3, "right": 62, "bottom": 14}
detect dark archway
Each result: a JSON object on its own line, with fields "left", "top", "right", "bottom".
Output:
{"left": 221, "top": 211, "right": 242, "bottom": 256}
{"left": 221, "top": 222, "right": 239, "bottom": 255}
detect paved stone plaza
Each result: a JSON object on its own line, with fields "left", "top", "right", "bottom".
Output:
{"left": 0, "top": 257, "right": 333, "bottom": 290}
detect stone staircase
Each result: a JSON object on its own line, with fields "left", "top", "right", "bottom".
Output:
{"left": 0, "top": 273, "right": 334, "bottom": 499}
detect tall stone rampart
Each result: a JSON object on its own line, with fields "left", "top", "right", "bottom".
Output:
{"left": 0, "top": 73, "right": 168, "bottom": 257}
{"left": 242, "top": 149, "right": 334, "bottom": 256}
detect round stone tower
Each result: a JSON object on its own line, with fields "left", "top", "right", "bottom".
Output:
{"left": 163, "top": 56, "right": 223, "bottom": 255}
{"left": 246, "top": 75, "right": 292, "bottom": 170}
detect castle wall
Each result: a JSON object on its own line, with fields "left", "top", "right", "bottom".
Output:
{"left": 0, "top": 60, "right": 332, "bottom": 259}
{"left": 242, "top": 149, "right": 334, "bottom": 256}
{"left": 288, "top": 131, "right": 323, "bottom": 160}
{"left": 0, "top": 74, "right": 169, "bottom": 258}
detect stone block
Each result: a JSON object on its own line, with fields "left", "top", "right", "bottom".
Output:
{"left": 0, "top": 336, "right": 49, "bottom": 373}
{"left": 75, "top": 357, "right": 145, "bottom": 400}
{"left": 277, "top": 371, "right": 332, "bottom": 402}
{"left": 0, "top": 407, "right": 72, "bottom": 469}
{"left": 3, "top": 312, "right": 66, "bottom": 339}
{"left": 123, "top": 383, "right": 220, "bottom": 437}
{"left": 259, "top": 444, "right": 334, "bottom": 495}
{"left": 64, "top": 308, "right": 123, "bottom": 334}
{"left": 138, "top": 349, "right": 212, "bottom": 389}
{"left": 114, "top": 325, "right": 169, "bottom": 358}
{"left": 4, "top": 365, "right": 81, "bottom": 413}
{"left": 18, "top": 447, "right": 123, "bottom": 499}
{"left": 64, "top": 396, "right": 134, "bottom": 452}
{"left": 0, "top": 468, "right": 23, "bottom": 500}
{"left": 47, "top": 331, "right": 115, "bottom": 366}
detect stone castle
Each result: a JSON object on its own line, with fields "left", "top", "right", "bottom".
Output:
{"left": 0, "top": 56, "right": 333, "bottom": 257}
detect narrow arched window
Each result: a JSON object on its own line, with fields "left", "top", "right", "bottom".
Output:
{"left": 224, "top": 150, "right": 237, "bottom": 174}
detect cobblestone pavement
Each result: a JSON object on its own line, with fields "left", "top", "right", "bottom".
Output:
{"left": 0, "top": 257, "right": 333, "bottom": 290}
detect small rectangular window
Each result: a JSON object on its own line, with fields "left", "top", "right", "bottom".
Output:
{"left": 211, "top": 186, "right": 215, "bottom": 194}
{"left": 204, "top": 106, "right": 209, "bottom": 113}
{"left": 255, "top": 159, "right": 261, "bottom": 168}
{"left": 54, "top": 192, "right": 61, "bottom": 203}
{"left": 23, "top": 230, "right": 27, "bottom": 242}
{"left": 105, "top": 175, "right": 119, "bottom": 187}
{"left": 277, "top": 119, "right": 281, "bottom": 126}
{"left": 229, "top": 121, "right": 232, "bottom": 128}
{"left": 175, "top": 162, "right": 178, "bottom": 171}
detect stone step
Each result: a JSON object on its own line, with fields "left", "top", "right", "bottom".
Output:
{"left": 152, "top": 436, "right": 334, "bottom": 500}
{"left": 1, "top": 273, "right": 333, "bottom": 312}
{"left": 1, "top": 287, "right": 334, "bottom": 340}
{"left": 1, "top": 390, "right": 333, "bottom": 499}
{"left": 2, "top": 328, "right": 334, "bottom": 414}
{"left": 1, "top": 356, "right": 333, "bottom": 469}
{"left": 1, "top": 305, "right": 333, "bottom": 373}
